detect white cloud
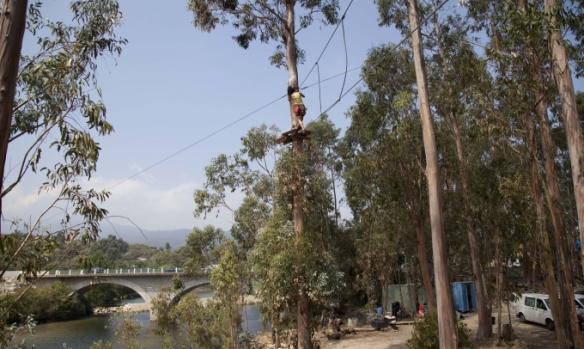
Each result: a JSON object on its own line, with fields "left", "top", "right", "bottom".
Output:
{"left": 86, "top": 176, "right": 234, "bottom": 230}
{"left": 3, "top": 176, "right": 235, "bottom": 232}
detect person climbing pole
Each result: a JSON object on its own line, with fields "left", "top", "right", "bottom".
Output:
{"left": 288, "top": 86, "right": 306, "bottom": 130}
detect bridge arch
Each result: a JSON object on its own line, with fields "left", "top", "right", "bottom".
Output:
{"left": 68, "top": 278, "right": 152, "bottom": 304}
{"left": 170, "top": 280, "right": 211, "bottom": 305}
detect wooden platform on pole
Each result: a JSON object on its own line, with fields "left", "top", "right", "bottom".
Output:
{"left": 276, "top": 128, "right": 311, "bottom": 145}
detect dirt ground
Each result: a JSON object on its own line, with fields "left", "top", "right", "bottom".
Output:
{"left": 319, "top": 313, "right": 560, "bottom": 349}
{"left": 319, "top": 327, "right": 412, "bottom": 349}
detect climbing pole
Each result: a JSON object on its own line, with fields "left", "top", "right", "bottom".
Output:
{"left": 277, "top": 87, "right": 311, "bottom": 145}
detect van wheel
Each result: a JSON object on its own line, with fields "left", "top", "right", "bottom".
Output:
{"left": 545, "top": 319, "right": 555, "bottom": 331}
{"left": 518, "top": 313, "right": 525, "bottom": 322}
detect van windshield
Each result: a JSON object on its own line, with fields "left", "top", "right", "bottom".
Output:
{"left": 544, "top": 299, "right": 551, "bottom": 309}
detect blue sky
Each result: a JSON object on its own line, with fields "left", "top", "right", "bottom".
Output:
{"left": 4, "top": 0, "right": 583, "bottom": 233}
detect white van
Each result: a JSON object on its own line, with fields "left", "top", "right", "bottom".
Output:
{"left": 513, "top": 293, "right": 555, "bottom": 330}
{"left": 513, "top": 293, "right": 584, "bottom": 330}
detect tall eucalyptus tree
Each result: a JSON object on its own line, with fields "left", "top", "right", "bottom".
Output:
{"left": 376, "top": 0, "right": 457, "bottom": 346}
{"left": 187, "top": 3, "right": 339, "bottom": 347}
{"left": 0, "top": 0, "right": 27, "bottom": 223}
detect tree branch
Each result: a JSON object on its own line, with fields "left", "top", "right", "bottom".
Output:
{"left": 2, "top": 123, "right": 55, "bottom": 198}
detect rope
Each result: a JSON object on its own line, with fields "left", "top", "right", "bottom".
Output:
{"left": 312, "top": 0, "right": 451, "bottom": 119}
{"left": 300, "top": 0, "right": 356, "bottom": 88}
{"left": 338, "top": 19, "right": 349, "bottom": 101}
{"left": 317, "top": 62, "right": 323, "bottom": 114}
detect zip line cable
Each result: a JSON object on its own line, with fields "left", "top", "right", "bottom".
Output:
{"left": 106, "top": 0, "right": 450, "bottom": 191}
{"left": 103, "top": 67, "right": 361, "bottom": 191}
{"left": 300, "top": 0, "right": 356, "bottom": 88}
{"left": 317, "top": 62, "right": 323, "bottom": 114}
{"left": 105, "top": 94, "right": 287, "bottom": 190}
{"left": 304, "top": 66, "right": 360, "bottom": 90}
{"left": 312, "top": 0, "right": 451, "bottom": 120}
{"left": 337, "top": 19, "right": 349, "bottom": 100}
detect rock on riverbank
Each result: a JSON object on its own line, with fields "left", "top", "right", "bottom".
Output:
{"left": 93, "top": 303, "right": 150, "bottom": 314}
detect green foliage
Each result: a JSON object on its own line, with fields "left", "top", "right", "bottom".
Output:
{"left": 340, "top": 44, "right": 425, "bottom": 301}
{"left": 171, "top": 294, "right": 229, "bottom": 349}
{"left": 186, "top": 0, "right": 339, "bottom": 66}
{"left": 151, "top": 240, "right": 249, "bottom": 349}
{"left": 90, "top": 340, "right": 113, "bottom": 349}
{"left": 194, "top": 124, "right": 279, "bottom": 257}
{"left": 184, "top": 225, "right": 225, "bottom": 275}
{"left": 1, "top": 282, "right": 89, "bottom": 325}
{"left": 43, "top": 234, "right": 187, "bottom": 272}
{"left": 6, "top": 0, "right": 126, "bottom": 243}
{"left": 1, "top": 5, "right": 126, "bottom": 338}
{"left": 172, "top": 274, "right": 184, "bottom": 291}
{"left": 211, "top": 242, "right": 246, "bottom": 305}
{"left": 113, "top": 314, "right": 141, "bottom": 349}
{"left": 151, "top": 288, "right": 175, "bottom": 335}
{"left": 0, "top": 232, "right": 60, "bottom": 276}
{"left": 407, "top": 312, "right": 472, "bottom": 349}
{"left": 0, "top": 300, "right": 35, "bottom": 349}
{"left": 210, "top": 241, "right": 246, "bottom": 349}
{"left": 194, "top": 153, "right": 254, "bottom": 217}
{"left": 231, "top": 195, "right": 271, "bottom": 253}
{"left": 252, "top": 208, "right": 344, "bottom": 321}
{"left": 86, "top": 235, "right": 129, "bottom": 268}
{"left": 153, "top": 242, "right": 249, "bottom": 349}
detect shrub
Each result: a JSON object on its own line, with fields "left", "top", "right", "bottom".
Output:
{"left": 89, "top": 340, "right": 113, "bottom": 349}
{"left": 407, "top": 312, "right": 472, "bottom": 349}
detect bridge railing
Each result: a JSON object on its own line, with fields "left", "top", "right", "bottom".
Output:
{"left": 39, "top": 267, "right": 184, "bottom": 277}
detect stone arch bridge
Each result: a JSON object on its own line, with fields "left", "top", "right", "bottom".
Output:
{"left": 29, "top": 268, "right": 209, "bottom": 319}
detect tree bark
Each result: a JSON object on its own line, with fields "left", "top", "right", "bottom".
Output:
{"left": 272, "top": 314, "right": 281, "bottom": 349}
{"left": 284, "top": 2, "right": 311, "bottom": 349}
{"left": 545, "top": 0, "right": 584, "bottom": 277}
{"left": 0, "top": 0, "right": 28, "bottom": 231}
{"left": 494, "top": 235, "right": 502, "bottom": 344}
{"left": 432, "top": 8, "right": 491, "bottom": 337}
{"left": 526, "top": 116, "right": 559, "bottom": 301}
{"left": 416, "top": 213, "right": 436, "bottom": 312}
{"left": 514, "top": 2, "right": 583, "bottom": 346}
{"left": 451, "top": 108, "right": 492, "bottom": 340}
{"left": 406, "top": 0, "right": 456, "bottom": 347}
{"left": 536, "top": 93, "right": 583, "bottom": 349}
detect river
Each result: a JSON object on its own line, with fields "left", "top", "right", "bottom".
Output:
{"left": 16, "top": 299, "right": 265, "bottom": 349}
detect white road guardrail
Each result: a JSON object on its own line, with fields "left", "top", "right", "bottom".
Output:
{"left": 40, "top": 267, "right": 185, "bottom": 277}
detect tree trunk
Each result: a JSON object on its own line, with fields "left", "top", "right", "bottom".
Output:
{"left": 451, "top": 114, "right": 492, "bottom": 340}
{"left": 0, "top": 0, "right": 28, "bottom": 231}
{"left": 431, "top": 12, "right": 491, "bottom": 337}
{"left": 516, "top": 3, "right": 582, "bottom": 346}
{"left": 284, "top": 2, "right": 311, "bottom": 349}
{"left": 272, "top": 314, "right": 281, "bottom": 349}
{"left": 526, "top": 116, "right": 557, "bottom": 289}
{"left": 535, "top": 92, "right": 582, "bottom": 349}
{"left": 416, "top": 214, "right": 436, "bottom": 312}
{"left": 545, "top": 0, "right": 584, "bottom": 277}
{"left": 494, "top": 235, "right": 503, "bottom": 344}
{"left": 525, "top": 113, "right": 577, "bottom": 349}
{"left": 406, "top": 0, "right": 456, "bottom": 347}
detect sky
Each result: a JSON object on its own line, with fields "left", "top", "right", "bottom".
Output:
{"left": 3, "top": 0, "right": 584, "bottom": 234}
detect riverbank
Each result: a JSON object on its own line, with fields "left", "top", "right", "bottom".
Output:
{"left": 93, "top": 302, "right": 150, "bottom": 314}
{"left": 16, "top": 304, "right": 265, "bottom": 349}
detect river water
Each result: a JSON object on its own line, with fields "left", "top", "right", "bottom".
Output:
{"left": 16, "top": 301, "right": 264, "bottom": 349}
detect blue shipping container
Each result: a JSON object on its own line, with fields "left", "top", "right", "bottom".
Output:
{"left": 451, "top": 281, "right": 477, "bottom": 313}
{"left": 452, "top": 282, "right": 469, "bottom": 312}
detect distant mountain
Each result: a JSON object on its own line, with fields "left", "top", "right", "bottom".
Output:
{"left": 99, "top": 225, "right": 191, "bottom": 249}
